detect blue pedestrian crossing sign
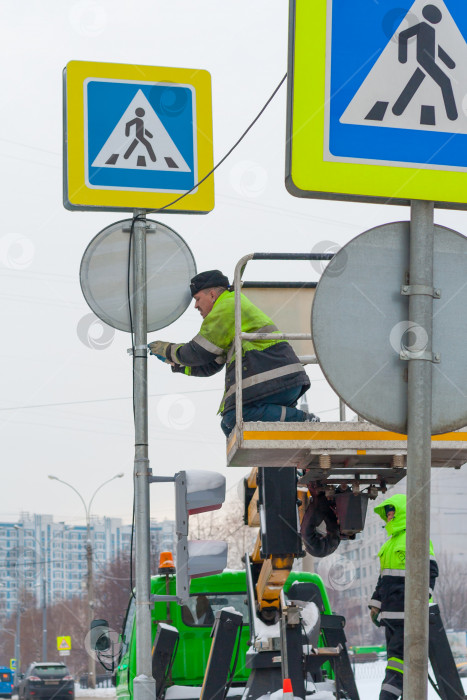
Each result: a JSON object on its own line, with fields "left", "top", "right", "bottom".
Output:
{"left": 64, "top": 61, "right": 214, "bottom": 213}
{"left": 286, "top": 0, "right": 467, "bottom": 208}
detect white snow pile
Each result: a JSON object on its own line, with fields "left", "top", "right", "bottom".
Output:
{"left": 166, "top": 687, "right": 242, "bottom": 699}
{"left": 158, "top": 622, "right": 179, "bottom": 634}
{"left": 221, "top": 606, "right": 242, "bottom": 616}
{"left": 252, "top": 602, "right": 319, "bottom": 645}
{"left": 298, "top": 601, "right": 320, "bottom": 636}
{"left": 186, "top": 470, "right": 224, "bottom": 493}
{"left": 253, "top": 615, "right": 280, "bottom": 643}
{"left": 75, "top": 686, "right": 116, "bottom": 697}
{"left": 253, "top": 687, "right": 334, "bottom": 700}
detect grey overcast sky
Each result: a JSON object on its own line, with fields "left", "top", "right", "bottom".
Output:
{"left": 1, "top": 0, "right": 466, "bottom": 526}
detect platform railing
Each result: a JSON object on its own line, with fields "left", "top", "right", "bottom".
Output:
{"left": 233, "top": 252, "right": 338, "bottom": 428}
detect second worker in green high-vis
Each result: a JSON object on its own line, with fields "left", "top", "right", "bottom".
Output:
{"left": 148, "top": 269, "right": 319, "bottom": 436}
{"left": 369, "top": 494, "right": 439, "bottom": 700}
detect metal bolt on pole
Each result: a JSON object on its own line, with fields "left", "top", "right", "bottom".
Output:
{"left": 403, "top": 200, "right": 434, "bottom": 700}
{"left": 132, "top": 211, "right": 156, "bottom": 700}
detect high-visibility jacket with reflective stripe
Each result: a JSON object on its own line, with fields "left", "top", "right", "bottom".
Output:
{"left": 169, "top": 290, "right": 310, "bottom": 414}
{"left": 369, "top": 494, "right": 439, "bottom": 624}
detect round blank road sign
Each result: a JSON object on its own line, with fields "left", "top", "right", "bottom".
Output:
{"left": 312, "top": 222, "right": 467, "bottom": 435}
{"left": 80, "top": 219, "right": 196, "bottom": 333}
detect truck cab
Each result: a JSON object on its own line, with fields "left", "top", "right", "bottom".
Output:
{"left": 114, "top": 569, "right": 333, "bottom": 700}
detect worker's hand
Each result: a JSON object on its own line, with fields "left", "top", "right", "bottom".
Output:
{"left": 148, "top": 340, "right": 172, "bottom": 363}
{"left": 370, "top": 607, "right": 380, "bottom": 625}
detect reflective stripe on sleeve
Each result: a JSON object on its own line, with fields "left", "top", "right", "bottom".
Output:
{"left": 369, "top": 599, "right": 381, "bottom": 609}
{"left": 193, "top": 333, "right": 225, "bottom": 355}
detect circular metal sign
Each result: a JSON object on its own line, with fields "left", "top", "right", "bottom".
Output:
{"left": 80, "top": 219, "right": 196, "bottom": 332}
{"left": 312, "top": 222, "right": 467, "bottom": 435}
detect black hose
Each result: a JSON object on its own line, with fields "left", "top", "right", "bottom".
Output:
{"left": 300, "top": 492, "right": 341, "bottom": 558}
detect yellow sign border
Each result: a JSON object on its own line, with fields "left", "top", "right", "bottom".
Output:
{"left": 64, "top": 61, "right": 214, "bottom": 213}
{"left": 285, "top": 0, "right": 467, "bottom": 209}
{"left": 56, "top": 635, "right": 72, "bottom": 651}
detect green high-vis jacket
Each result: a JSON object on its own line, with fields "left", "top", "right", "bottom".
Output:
{"left": 168, "top": 290, "right": 310, "bottom": 414}
{"left": 369, "top": 493, "right": 438, "bottom": 625}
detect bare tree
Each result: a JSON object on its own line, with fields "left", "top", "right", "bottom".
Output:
{"left": 94, "top": 553, "right": 133, "bottom": 635}
{"left": 434, "top": 552, "right": 467, "bottom": 630}
{"left": 190, "top": 493, "right": 257, "bottom": 569}
{"left": 0, "top": 593, "right": 90, "bottom": 677}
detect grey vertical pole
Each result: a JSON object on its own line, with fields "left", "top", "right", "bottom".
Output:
{"left": 234, "top": 255, "right": 254, "bottom": 428}
{"left": 403, "top": 200, "right": 434, "bottom": 700}
{"left": 339, "top": 399, "right": 346, "bottom": 422}
{"left": 132, "top": 211, "right": 156, "bottom": 700}
{"left": 86, "top": 516, "right": 96, "bottom": 688}
{"left": 14, "top": 574, "right": 20, "bottom": 684}
{"left": 42, "top": 576, "right": 47, "bottom": 661}
{"left": 14, "top": 525, "right": 23, "bottom": 684}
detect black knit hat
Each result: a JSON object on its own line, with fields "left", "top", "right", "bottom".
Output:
{"left": 190, "top": 270, "right": 230, "bottom": 296}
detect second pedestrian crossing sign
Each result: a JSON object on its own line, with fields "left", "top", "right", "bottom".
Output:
{"left": 64, "top": 61, "right": 214, "bottom": 213}
{"left": 286, "top": 0, "right": 467, "bottom": 207}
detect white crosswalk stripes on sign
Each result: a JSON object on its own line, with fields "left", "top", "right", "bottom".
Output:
{"left": 91, "top": 90, "right": 191, "bottom": 172}
{"left": 340, "top": 0, "right": 467, "bottom": 133}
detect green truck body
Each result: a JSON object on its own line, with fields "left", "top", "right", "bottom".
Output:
{"left": 115, "top": 570, "right": 333, "bottom": 700}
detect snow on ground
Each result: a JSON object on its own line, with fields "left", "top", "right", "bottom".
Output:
{"left": 353, "top": 660, "right": 467, "bottom": 700}
{"left": 74, "top": 685, "right": 116, "bottom": 697}
{"left": 67, "top": 662, "right": 467, "bottom": 699}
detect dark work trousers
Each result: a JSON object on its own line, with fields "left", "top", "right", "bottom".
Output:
{"left": 380, "top": 622, "right": 404, "bottom": 699}
{"left": 220, "top": 385, "right": 308, "bottom": 437}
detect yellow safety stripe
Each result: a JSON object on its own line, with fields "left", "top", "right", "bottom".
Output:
{"left": 389, "top": 657, "right": 404, "bottom": 665}
{"left": 242, "top": 429, "right": 467, "bottom": 442}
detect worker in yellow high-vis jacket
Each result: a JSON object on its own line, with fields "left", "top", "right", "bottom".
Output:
{"left": 149, "top": 269, "right": 319, "bottom": 436}
{"left": 369, "top": 494, "right": 439, "bottom": 700}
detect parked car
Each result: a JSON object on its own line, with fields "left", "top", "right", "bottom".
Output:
{"left": 18, "top": 663, "right": 74, "bottom": 700}
{"left": 0, "top": 667, "right": 14, "bottom": 698}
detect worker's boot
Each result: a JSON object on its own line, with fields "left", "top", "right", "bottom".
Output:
{"left": 304, "top": 412, "right": 320, "bottom": 422}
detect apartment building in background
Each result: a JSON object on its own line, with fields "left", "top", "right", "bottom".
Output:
{"left": 0, "top": 514, "right": 175, "bottom": 618}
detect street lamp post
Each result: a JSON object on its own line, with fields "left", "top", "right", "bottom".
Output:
{"left": 14, "top": 526, "right": 23, "bottom": 686}
{"left": 41, "top": 577, "right": 46, "bottom": 660}
{"left": 48, "top": 473, "right": 124, "bottom": 689}
{"left": 14, "top": 525, "right": 47, "bottom": 661}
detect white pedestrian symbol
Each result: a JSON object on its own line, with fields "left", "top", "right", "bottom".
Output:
{"left": 340, "top": 0, "right": 467, "bottom": 133}
{"left": 91, "top": 90, "right": 191, "bottom": 172}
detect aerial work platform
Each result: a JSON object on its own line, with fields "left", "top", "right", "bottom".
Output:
{"left": 227, "top": 253, "right": 467, "bottom": 488}
{"left": 227, "top": 420, "right": 467, "bottom": 477}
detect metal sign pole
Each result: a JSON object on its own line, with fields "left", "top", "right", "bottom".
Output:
{"left": 403, "top": 200, "right": 434, "bottom": 700}
{"left": 132, "top": 211, "right": 156, "bottom": 700}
